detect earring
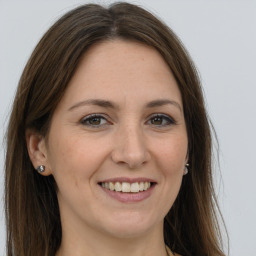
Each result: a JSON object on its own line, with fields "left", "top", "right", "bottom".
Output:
{"left": 36, "top": 165, "right": 45, "bottom": 173}
{"left": 183, "top": 163, "right": 189, "bottom": 175}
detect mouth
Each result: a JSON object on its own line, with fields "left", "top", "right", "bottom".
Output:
{"left": 98, "top": 178, "right": 157, "bottom": 202}
{"left": 99, "top": 181, "right": 155, "bottom": 193}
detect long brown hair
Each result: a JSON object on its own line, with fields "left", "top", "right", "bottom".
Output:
{"left": 5, "top": 2, "right": 227, "bottom": 256}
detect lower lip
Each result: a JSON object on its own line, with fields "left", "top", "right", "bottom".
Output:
{"left": 100, "top": 185, "right": 155, "bottom": 203}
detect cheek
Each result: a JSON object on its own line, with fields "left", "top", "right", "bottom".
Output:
{"left": 156, "top": 137, "right": 187, "bottom": 207}
{"left": 46, "top": 131, "right": 110, "bottom": 185}
{"left": 154, "top": 134, "right": 188, "bottom": 174}
{"left": 46, "top": 135, "right": 100, "bottom": 207}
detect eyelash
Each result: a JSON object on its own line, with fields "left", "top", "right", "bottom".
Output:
{"left": 146, "top": 114, "right": 176, "bottom": 127}
{"left": 80, "top": 113, "right": 176, "bottom": 128}
{"left": 80, "top": 114, "right": 110, "bottom": 127}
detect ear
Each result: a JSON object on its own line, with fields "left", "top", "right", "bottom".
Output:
{"left": 185, "top": 155, "right": 189, "bottom": 165}
{"left": 26, "top": 129, "right": 52, "bottom": 176}
{"left": 185, "top": 147, "right": 189, "bottom": 164}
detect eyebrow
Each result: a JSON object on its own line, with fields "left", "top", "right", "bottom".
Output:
{"left": 68, "top": 99, "right": 118, "bottom": 111}
{"left": 145, "top": 99, "right": 182, "bottom": 112}
{"left": 68, "top": 98, "right": 182, "bottom": 112}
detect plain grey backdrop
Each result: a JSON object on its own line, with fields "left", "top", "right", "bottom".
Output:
{"left": 0, "top": 0, "right": 255, "bottom": 255}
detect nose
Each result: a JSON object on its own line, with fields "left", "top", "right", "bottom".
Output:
{"left": 111, "top": 124, "right": 151, "bottom": 169}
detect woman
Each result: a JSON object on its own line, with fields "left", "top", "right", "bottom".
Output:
{"left": 4, "top": 2, "right": 226, "bottom": 256}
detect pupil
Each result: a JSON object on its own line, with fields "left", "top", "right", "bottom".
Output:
{"left": 152, "top": 117, "right": 162, "bottom": 125}
{"left": 90, "top": 117, "right": 100, "bottom": 125}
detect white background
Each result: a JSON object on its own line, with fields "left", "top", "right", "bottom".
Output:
{"left": 0, "top": 0, "right": 255, "bottom": 255}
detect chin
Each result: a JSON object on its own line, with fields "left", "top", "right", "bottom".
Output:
{"left": 99, "top": 211, "right": 162, "bottom": 239}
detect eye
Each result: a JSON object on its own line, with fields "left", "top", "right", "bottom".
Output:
{"left": 146, "top": 114, "right": 176, "bottom": 127}
{"left": 80, "top": 114, "right": 110, "bottom": 127}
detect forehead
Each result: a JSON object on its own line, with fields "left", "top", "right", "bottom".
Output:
{"left": 58, "top": 39, "right": 182, "bottom": 109}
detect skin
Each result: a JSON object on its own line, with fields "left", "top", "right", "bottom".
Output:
{"left": 27, "top": 40, "right": 187, "bottom": 256}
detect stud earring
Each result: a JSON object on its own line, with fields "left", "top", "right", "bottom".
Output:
{"left": 183, "top": 163, "right": 189, "bottom": 175}
{"left": 36, "top": 165, "right": 45, "bottom": 173}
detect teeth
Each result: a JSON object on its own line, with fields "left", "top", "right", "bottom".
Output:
{"left": 115, "top": 182, "right": 122, "bottom": 192}
{"left": 101, "top": 181, "right": 152, "bottom": 193}
{"left": 122, "top": 182, "right": 131, "bottom": 192}
{"left": 130, "top": 182, "right": 139, "bottom": 192}
{"left": 144, "top": 181, "right": 150, "bottom": 190}
{"left": 139, "top": 182, "right": 144, "bottom": 191}
{"left": 109, "top": 182, "right": 115, "bottom": 191}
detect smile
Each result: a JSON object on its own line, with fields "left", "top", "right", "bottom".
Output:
{"left": 100, "top": 181, "right": 151, "bottom": 193}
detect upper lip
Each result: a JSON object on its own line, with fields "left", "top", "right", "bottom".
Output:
{"left": 99, "top": 177, "right": 156, "bottom": 183}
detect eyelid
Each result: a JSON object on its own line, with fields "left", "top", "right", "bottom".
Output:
{"left": 146, "top": 113, "right": 177, "bottom": 126}
{"left": 80, "top": 113, "right": 112, "bottom": 127}
{"left": 79, "top": 113, "right": 176, "bottom": 128}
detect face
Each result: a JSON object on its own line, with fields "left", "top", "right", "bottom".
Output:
{"left": 43, "top": 40, "right": 188, "bottom": 239}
